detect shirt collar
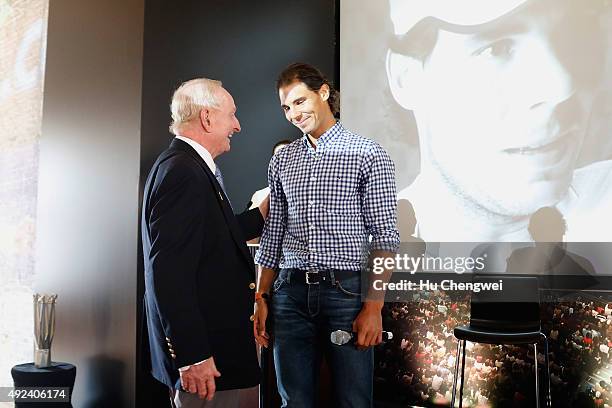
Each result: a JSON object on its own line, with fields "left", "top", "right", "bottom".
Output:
{"left": 174, "top": 135, "right": 216, "bottom": 173}
{"left": 302, "top": 121, "right": 343, "bottom": 149}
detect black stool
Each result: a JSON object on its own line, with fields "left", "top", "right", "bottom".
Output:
{"left": 11, "top": 362, "right": 76, "bottom": 407}
{"left": 451, "top": 276, "right": 551, "bottom": 408}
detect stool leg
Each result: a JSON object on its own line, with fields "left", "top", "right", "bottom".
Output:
{"left": 534, "top": 343, "right": 540, "bottom": 408}
{"left": 542, "top": 334, "right": 552, "bottom": 408}
{"left": 451, "top": 340, "right": 461, "bottom": 408}
{"left": 458, "top": 340, "right": 467, "bottom": 408}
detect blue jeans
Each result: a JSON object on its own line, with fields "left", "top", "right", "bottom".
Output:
{"left": 271, "top": 268, "right": 373, "bottom": 408}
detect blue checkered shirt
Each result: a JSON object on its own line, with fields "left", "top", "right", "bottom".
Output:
{"left": 255, "top": 122, "right": 399, "bottom": 272}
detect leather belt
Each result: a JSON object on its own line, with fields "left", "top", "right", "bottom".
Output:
{"left": 291, "top": 269, "right": 360, "bottom": 285}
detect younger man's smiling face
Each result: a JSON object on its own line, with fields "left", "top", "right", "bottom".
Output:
{"left": 279, "top": 81, "right": 332, "bottom": 138}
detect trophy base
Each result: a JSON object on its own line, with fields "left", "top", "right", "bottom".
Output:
{"left": 34, "top": 349, "right": 51, "bottom": 368}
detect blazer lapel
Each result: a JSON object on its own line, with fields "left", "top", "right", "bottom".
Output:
{"left": 169, "top": 139, "right": 254, "bottom": 270}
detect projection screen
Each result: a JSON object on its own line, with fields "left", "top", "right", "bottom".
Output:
{"left": 341, "top": 1, "right": 612, "bottom": 406}
{"left": 341, "top": 0, "right": 612, "bottom": 243}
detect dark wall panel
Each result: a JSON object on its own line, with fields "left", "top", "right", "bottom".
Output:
{"left": 138, "top": 1, "right": 336, "bottom": 405}
{"left": 140, "top": 0, "right": 337, "bottom": 208}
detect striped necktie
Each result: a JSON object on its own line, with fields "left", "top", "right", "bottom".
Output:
{"left": 214, "top": 166, "right": 233, "bottom": 210}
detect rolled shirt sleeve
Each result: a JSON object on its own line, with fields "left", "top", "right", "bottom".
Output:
{"left": 361, "top": 144, "right": 400, "bottom": 253}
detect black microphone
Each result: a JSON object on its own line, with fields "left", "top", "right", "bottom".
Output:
{"left": 330, "top": 330, "right": 393, "bottom": 345}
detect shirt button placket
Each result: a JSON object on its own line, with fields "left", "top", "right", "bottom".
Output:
{"left": 308, "top": 164, "right": 318, "bottom": 261}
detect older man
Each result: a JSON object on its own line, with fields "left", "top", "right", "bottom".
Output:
{"left": 141, "top": 78, "right": 268, "bottom": 407}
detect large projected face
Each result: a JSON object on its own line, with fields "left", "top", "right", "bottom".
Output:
{"left": 340, "top": 0, "right": 612, "bottom": 241}
{"left": 389, "top": 2, "right": 601, "bottom": 216}
{"left": 388, "top": 1, "right": 600, "bottom": 217}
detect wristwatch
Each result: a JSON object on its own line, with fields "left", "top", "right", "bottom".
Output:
{"left": 255, "top": 291, "right": 270, "bottom": 303}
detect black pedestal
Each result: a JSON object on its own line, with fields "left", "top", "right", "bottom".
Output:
{"left": 11, "top": 362, "right": 76, "bottom": 407}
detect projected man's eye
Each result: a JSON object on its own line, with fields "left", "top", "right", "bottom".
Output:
{"left": 472, "top": 39, "right": 515, "bottom": 60}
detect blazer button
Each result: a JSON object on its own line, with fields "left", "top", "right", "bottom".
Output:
{"left": 169, "top": 348, "right": 175, "bottom": 354}
{"left": 165, "top": 337, "right": 171, "bottom": 342}
{"left": 249, "top": 282, "right": 256, "bottom": 290}
{"left": 249, "top": 315, "right": 255, "bottom": 322}
{"left": 170, "top": 353, "right": 176, "bottom": 359}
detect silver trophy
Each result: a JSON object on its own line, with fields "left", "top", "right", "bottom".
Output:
{"left": 33, "top": 293, "right": 58, "bottom": 368}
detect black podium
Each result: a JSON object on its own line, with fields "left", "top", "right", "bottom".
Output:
{"left": 11, "top": 362, "right": 76, "bottom": 407}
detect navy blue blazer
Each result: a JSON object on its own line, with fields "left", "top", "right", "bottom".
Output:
{"left": 141, "top": 138, "right": 263, "bottom": 390}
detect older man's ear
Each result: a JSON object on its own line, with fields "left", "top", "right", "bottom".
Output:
{"left": 200, "top": 108, "right": 213, "bottom": 132}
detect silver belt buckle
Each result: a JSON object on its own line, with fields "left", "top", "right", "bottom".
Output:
{"left": 306, "top": 271, "right": 319, "bottom": 285}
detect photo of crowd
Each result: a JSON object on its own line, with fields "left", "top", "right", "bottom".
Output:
{"left": 374, "top": 291, "right": 612, "bottom": 407}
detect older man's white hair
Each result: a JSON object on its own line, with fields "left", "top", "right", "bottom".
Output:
{"left": 169, "top": 78, "right": 223, "bottom": 134}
